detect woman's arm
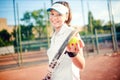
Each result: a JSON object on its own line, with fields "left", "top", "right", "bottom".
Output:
{"left": 71, "top": 48, "right": 85, "bottom": 70}
{"left": 67, "top": 37, "right": 85, "bottom": 70}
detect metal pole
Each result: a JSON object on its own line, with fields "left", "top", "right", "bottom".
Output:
{"left": 109, "top": 0, "right": 118, "bottom": 52}
{"left": 87, "top": 1, "right": 94, "bottom": 52}
{"left": 81, "top": 0, "right": 85, "bottom": 26}
{"left": 44, "top": 3, "right": 50, "bottom": 48}
{"left": 16, "top": 3, "right": 23, "bottom": 66}
{"left": 51, "top": 0, "right": 53, "bottom": 5}
{"left": 13, "top": 0, "right": 19, "bottom": 53}
{"left": 13, "top": 0, "right": 21, "bottom": 66}
{"left": 95, "top": 29, "right": 99, "bottom": 54}
{"left": 81, "top": 0, "right": 88, "bottom": 55}
{"left": 107, "top": 0, "right": 118, "bottom": 52}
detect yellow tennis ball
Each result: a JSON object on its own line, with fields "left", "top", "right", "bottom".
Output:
{"left": 68, "top": 37, "right": 79, "bottom": 46}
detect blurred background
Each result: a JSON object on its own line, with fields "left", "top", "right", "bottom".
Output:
{"left": 0, "top": 0, "right": 120, "bottom": 70}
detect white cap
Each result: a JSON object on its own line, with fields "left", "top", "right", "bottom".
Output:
{"left": 47, "top": 3, "right": 68, "bottom": 14}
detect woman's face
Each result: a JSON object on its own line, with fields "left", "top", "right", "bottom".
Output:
{"left": 49, "top": 10, "right": 68, "bottom": 30}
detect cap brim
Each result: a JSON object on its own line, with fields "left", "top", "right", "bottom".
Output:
{"left": 47, "top": 8, "right": 62, "bottom": 14}
{"left": 47, "top": 3, "right": 68, "bottom": 14}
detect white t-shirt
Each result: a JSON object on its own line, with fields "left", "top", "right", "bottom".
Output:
{"left": 47, "top": 24, "right": 80, "bottom": 80}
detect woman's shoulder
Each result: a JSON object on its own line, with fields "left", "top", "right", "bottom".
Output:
{"left": 66, "top": 25, "right": 75, "bottom": 32}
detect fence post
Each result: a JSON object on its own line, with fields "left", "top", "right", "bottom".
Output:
{"left": 17, "top": 3, "right": 23, "bottom": 66}
{"left": 95, "top": 29, "right": 99, "bottom": 54}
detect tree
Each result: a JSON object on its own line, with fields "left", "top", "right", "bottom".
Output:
{"left": 0, "top": 29, "right": 12, "bottom": 47}
{"left": 103, "top": 21, "right": 111, "bottom": 33}
{"left": 21, "top": 24, "right": 34, "bottom": 40}
{"left": 87, "top": 11, "right": 107, "bottom": 34}
{"left": 21, "top": 11, "right": 31, "bottom": 24}
{"left": 21, "top": 11, "right": 35, "bottom": 40}
{"left": 93, "top": 20, "right": 104, "bottom": 34}
{"left": 116, "top": 23, "right": 120, "bottom": 33}
{"left": 31, "top": 9, "right": 47, "bottom": 38}
{"left": 20, "top": 9, "right": 50, "bottom": 39}
{"left": 88, "top": 11, "right": 94, "bottom": 34}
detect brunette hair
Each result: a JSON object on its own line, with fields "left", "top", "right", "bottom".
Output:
{"left": 54, "top": 1, "right": 72, "bottom": 26}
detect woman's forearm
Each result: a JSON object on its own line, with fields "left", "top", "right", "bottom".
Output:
{"left": 71, "top": 48, "right": 85, "bottom": 70}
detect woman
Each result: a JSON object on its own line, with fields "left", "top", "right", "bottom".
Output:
{"left": 46, "top": 1, "right": 85, "bottom": 80}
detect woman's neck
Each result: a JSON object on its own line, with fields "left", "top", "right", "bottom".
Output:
{"left": 55, "top": 26, "right": 62, "bottom": 33}
{"left": 54, "top": 23, "right": 67, "bottom": 33}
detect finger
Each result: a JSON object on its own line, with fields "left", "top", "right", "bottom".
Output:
{"left": 75, "top": 43, "right": 79, "bottom": 52}
{"left": 66, "top": 45, "right": 70, "bottom": 51}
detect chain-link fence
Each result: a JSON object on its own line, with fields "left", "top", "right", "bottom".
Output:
{"left": 82, "top": 32, "right": 120, "bottom": 56}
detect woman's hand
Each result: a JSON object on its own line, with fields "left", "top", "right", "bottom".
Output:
{"left": 66, "top": 39, "right": 85, "bottom": 70}
{"left": 66, "top": 41, "right": 80, "bottom": 54}
{"left": 67, "top": 35, "right": 82, "bottom": 53}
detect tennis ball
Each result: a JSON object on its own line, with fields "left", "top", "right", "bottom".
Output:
{"left": 68, "top": 37, "right": 79, "bottom": 46}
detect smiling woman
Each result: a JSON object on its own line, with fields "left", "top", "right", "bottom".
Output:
{"left": 43, "top": 1, "right": 85, "bottom": 80}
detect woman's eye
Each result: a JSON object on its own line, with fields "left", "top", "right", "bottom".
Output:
{"left": 49, "top": 13, "right": 62, "bottom": 17}
{"left": 58, "top": 14, "right": 62, "bottom": 16}
{"left": 50, "top": 13, "right": 54, "bottom": 16}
